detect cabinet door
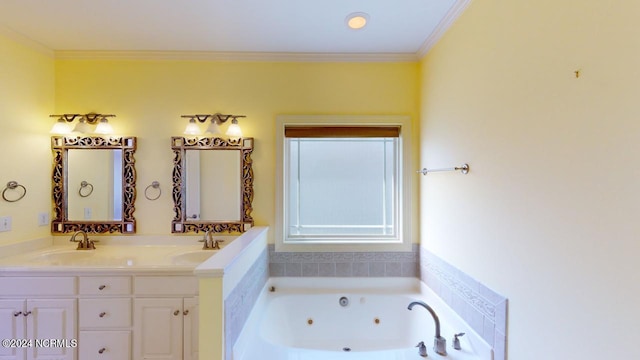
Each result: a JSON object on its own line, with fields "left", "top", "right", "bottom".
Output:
{"left": 133, "top": 298, "right": 182, "bottom": 360}
{"left": 26, "top": 299, "right": 76, "bottom": 360}
{"left": 183, "top": 297, "right": 198, "bottom": 360}
{"left": 0, "top": 299, "right": 26, "bottom": 360}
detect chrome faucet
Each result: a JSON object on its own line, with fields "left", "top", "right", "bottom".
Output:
{"left": 69, "top": 230, "right": 97, "bottom": 250}
{"left": 408, "top": 301, "right": 447, "bottom": 356}
{"left": 199, "top": 230, "right": 224, "bottom": 250}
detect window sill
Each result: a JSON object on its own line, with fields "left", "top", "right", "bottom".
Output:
{"left": 275, "top": 241, "right": 413, "bottom": 253}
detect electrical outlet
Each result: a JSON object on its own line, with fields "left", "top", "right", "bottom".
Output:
{"left": 38, "top": 212, "right": 49, "bottom": 226}
{"left": 84, "top": 208, "right": 92, "bottom": 220}
{"left": 0, "top": 216, "right": 12, "bottom": 232}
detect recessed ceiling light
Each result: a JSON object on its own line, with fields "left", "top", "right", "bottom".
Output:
{"left": 346, "top": 12, "right": 369, "bottom": 30}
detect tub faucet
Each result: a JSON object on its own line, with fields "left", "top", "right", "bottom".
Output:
{"left": 70, "top": 230, "right": 97, "bottom": 250}
{"left": 408, "top": 301, "right": 447, "bottom": 356}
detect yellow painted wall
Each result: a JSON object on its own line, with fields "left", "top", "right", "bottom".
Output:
{"left": 55, "top": 60, "right": 420, "bottom": 241}
{"left": 0, "top": 32, "right": 54, "bottom": 245}
{"left": 420, "top": 0, "right": 640, "bottom": 358}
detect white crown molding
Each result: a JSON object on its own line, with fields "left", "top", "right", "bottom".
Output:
{"left": 54, "top": 50, "right": 419, "bottom": 63}
{"left": 0, "top": 25, "right": 54, "bottom": 57}
{"left": 416, "top": 0, "right": 473, "bottom": 59}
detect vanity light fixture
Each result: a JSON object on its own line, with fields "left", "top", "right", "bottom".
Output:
{"left": 94, "top": 117, "right": 114, "bottom": 134}
{"left": 181, "top": 113, "right": 246, "bottom": 137}
{"left": 72, "top": 117, "right": 91, "bottom": 134}
{"left": 184, "top": 117, "right": 201, "bottom": 135}
{"left": 346, "top": 12, "right": 369, "bottom": 30}
{"left": 49, "top": 113, "right": 115, "bottom": 135}
{"left": 226, "top": 118, "right": 243, "bottom": 138}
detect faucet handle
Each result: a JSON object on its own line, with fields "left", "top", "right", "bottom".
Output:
{"left": 212, "top": 239, "right": 224, "bottom": 249}
{"left": 453, "top": 333, "right": 465, "bottom": 350}
{"left": 416, "top": 341, "right": 427, "bottom": 357}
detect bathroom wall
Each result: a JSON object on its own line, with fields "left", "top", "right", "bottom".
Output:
{"left": 419, "top": 0, "right": 640, "bottom": 359}
{"left": 54, "top": 59, "right": 420, "bottom": 242}
{"left": 0, "top": 31, "right": 55, "bottom": 246}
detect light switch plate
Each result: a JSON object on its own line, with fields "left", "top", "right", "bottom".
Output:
{"left": 0, "top": 216, "right": 12, "bottom": 232}
{"left": 84, "top": 208, "right": 92, "bottom": 220}
{"left": 38, "top": 212, "right": 49, "bottom": 226}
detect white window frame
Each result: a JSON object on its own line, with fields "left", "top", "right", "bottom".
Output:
{"left": 275, "top": 115, "right": 412, "bottom": 252}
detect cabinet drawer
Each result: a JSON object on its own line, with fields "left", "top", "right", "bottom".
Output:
{"left": 79, "top": 276, "right": 131, "bottom": 295}
{"left": 134, "top": 276, "right": 197, "bottom": 295}
{"left": 0, "top": 277, "right": 75, "bottom": 296}
{"left": 79, "top": 298, "right": 131, "bottom": 328}
{"left": 79, "top": 330, "right": 131, "bottom": 360}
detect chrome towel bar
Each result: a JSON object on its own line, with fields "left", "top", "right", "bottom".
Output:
{"left": 417, "top": 163, "right": 470, "bottom": 175}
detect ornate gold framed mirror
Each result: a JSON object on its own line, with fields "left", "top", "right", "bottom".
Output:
{"left": 51, "top": 136, "right": 137, "bottom": 234}
{"left": 171, "top": 137, "right": 254, "bottom": 233}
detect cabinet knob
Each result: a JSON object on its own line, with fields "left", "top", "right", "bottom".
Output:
{"left": 99, "top": 312, "right": 107, "bottom": 318}
{"left": 98, "top": 348, "right": 106, "bottom": 354}
{"left": 23, "top": 311, "right": 31, "bottom": 317}
{"left": 173, "top": 310, "right": 180, "bottom": 316}
{"left": 98, "top": 285, "right": 106, "bottom": 290}
{"left": 183, "top": 310, "right": 189, "bottom": 316}
{"left": 13, "top": 311, "right": 22, "bottom": 317}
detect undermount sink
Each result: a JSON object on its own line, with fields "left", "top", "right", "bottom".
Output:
{"left": 32, "top": 250, "right": 96, "bottom": 264}
{"left": 171, "top": 250, "right": 215, "bottom": 265}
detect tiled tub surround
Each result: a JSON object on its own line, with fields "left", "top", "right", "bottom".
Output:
{"left": 420, "top": 247, "right": 508, "bottom": 360}
{"left": 223, "top": 249, "right": 269, "bottom": 360}
{"left": 194, "top": 226, "right": 269, "bottom": 360}
{"left": 268, "top": 244, "right": 419, "bottom": 277}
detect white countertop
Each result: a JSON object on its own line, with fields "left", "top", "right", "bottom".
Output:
{"left": 0, "top": 227, "right": 268, "bottom": 278}
{"left": 0, "top": 242, "right": 220, "bottom": 274}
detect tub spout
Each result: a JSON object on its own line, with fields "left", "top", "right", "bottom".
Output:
{"left": 408, "top": 301, "right": 447, "bottom": 356}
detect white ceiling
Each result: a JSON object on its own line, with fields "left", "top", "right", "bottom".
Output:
{"left": 0, "top": 0, "right": 467, "bottom": 58}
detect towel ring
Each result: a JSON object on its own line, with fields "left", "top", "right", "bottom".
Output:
{"left": 2, "top": 181, "right": 27, "bottom": 202}
{"left": 79, "top": 181, "right": 94, "bottom": 198}
{"left": 145, "top": 181, "right": 161, "bottom": 201}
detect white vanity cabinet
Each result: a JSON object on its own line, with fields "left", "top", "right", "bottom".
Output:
{"left": 1, "top": 272, "right": 199, "bottom": 360}
{"left": 77, "top": 276, "right": 132, "bottom": 360}
{"left": 0, "top": 277, "right": 77, "bottom": 360}
{"left": 133, "top": 277, "right": 199, "bottom": 360}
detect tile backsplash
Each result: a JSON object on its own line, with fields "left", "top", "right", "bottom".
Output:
{"left": 268, "top": 244, "right": 419, "bottom": 277}
{"left": 420, "top": 247, "right": 508, "bottom": 360}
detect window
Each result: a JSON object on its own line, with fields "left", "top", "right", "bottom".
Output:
{"left": 276, "top": 116, "right": 412, "bottom": 251}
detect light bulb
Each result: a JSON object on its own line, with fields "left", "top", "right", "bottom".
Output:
{"left": 50, "top": 118, "right": 72, "bottom": 134}
{"left": 225, "top": 119, "right": 243, "bottom": 138}
{"left": 184, "top": 118, "right": 201, "bottom": 135}
{"left": 206, "top": 120, "right": 222, "bottom": 135}
{"left": 346, "top": 12, "right": 369, "bottom": 30}
{"left": 72, "top": 119, "right": 91, "bottom": 134}
{"left": 94, "top": 117, "right": 114, "bottom": 135}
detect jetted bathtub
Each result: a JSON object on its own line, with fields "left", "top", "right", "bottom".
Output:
{"left": 233, "top": 278, "right": 492, "bottom": 360}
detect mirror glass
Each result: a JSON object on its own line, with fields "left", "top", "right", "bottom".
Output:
{"left": 185, "top": 150, "right": 241, "bottom": 221}
{"left": 67, "top": 149, "right": 123, "bottom": 221}
{"left": 171, "top": 137, "right": 254, "bottom": 233}
{"left": 52, "top": 136, "right": 136, "bottom": 234}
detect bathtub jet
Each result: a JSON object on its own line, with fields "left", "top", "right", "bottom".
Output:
{"left": 407, "top": 301, "right": 447, "bottom": 356}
